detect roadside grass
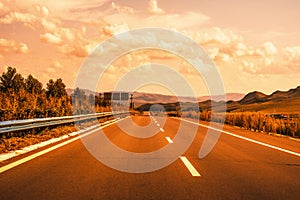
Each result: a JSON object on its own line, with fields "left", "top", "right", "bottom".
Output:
{"left": 0, "top": 117, "right": 114, "bottom": 154}
{"left": 181, "top": 111, "right": 300, "bottom": 138}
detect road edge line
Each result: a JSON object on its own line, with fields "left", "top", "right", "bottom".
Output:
{"left": 0, "top": 117, "right": 127, "bottom": 174}
{"left": 179, "top": 118, "right": 300, "bottom": 157}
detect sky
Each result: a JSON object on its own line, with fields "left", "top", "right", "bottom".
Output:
{"left": 0, "top": 0, "right": 300, "bottom": 96}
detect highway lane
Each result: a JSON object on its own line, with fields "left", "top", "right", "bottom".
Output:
{"left": 0, "top": 116, "right": 300, "bottom": 199}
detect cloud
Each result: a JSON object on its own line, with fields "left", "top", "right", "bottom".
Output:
{"left": 1, "top": 4, "right": 90, "bottom": 58}
{"left": 206, "top": 47, "right": 219, "bottom": 60}
{"left": 111, "top": 52, "right": 150, "bottom": 71}
{"left": 35, "top": 5, "right": 49, "bottom": 16}
{"left": 51, "top": 61, "right": 63, "bottom": 69}
{"left": 255, "top": 42, "right": 277, "bottom": 56}
{"left": 191, "top": 27, "right": 243, "bottom": 46}
{"left": 59, "top": 45, "right": 89, "bottom": 57}
{"left": 40, "top": 18, "right": 57, "bottom": 32}
{"left": 237, "top": 42, "right": 299, "bottom": 75}
{"left": 186, "top": 28, "right": 291, "bottom": 75}
{"left": 147, "top": 12, "right": 210, "bottom": 29}
{"left": 2, "top": 0, "right": 300, "bottom": 91}
{"left": 16, "top": 0, "right": 110, "bottom": 21}
{"left": 102, "top": 24, "right": 129, "bottom": 36}
{"left": 215, "top": 53, "right": 231, "bottom": 62}
{"left": 148, "top": 0, "right": 165, "bottom": 14}
{"left": 111, "top": 2, "right": 134, "bottom": 14}
{"left": 0, "top": 2, "right": 10, "bottom": 15}
{"left": 283, "top": 46, "right": 300, "bottom": 70}
{"left": 0, "top": 12, "right": 38, "bottom": 29}
{"left": 19, "top": 43, "right": 29, "bottom": 54}
{"left": 0, "top": 38, "right": 29, "bottom": 56}
{"left": 68, "top": 2, "right": 106, "bottom": 13}
{"left": 40, "top": 33, "right": 62, "bottom": 45}
{"left": 183, "top": 28, "right": 300, "bottom": 75}
{"left": 185, "top": 28, "right": 248, "bottom": 61}
{"left": 103, "top": 2, "right": 209, "bottom": 30}
{"left": 46, "top": 67, "right": 56, "bottom": 73}
{"left": 0, "top": 6, "right": 84, "bottom": 57}
{"left": 103, "top": 11, "right": 210, "bottom": 30}
{"left": 103, "top": 22, "right": 300, "bottom": 77}
{"left": 44, "top": 24, "right": 90, "bottom": 57}
{"left": 240, "top": 58, "right": 287, "bottom": 75}
{"left": 283, "top": 46, "right": 300, "bottom": 61}
{"left": 241, "top": 60, "right": 255, "bottom": 73}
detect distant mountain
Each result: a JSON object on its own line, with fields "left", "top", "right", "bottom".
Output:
{"left": 238, "top": 86, "right": 300, "bottom": 105}
{"left": 133, "top": 92, "right": 244, "bottom": 105}
{"left": 66, "top": 88, "right": 244, "bottom": 105}
{"left": 198, "top": 93, "right": 244, "bottom": 102}
{"left": 239, "top": 91, "right": 267, "bottom": 104}
{"left": 135, "top": 86, "right": 300, "bottom": 113}
{"left": 267, "top": 86, "right": 300, "bottom": 100}
{"left": 133, "top": 92, "right": 197, "bottom": 105}
{"left": 226, "top": 86, "right": 300, "bottom": 113}
{"left": 66, "top": 88, "right": 73, "bottom": 95}
{"left": 68, "top": 86, "right": 300, "bottom": 113}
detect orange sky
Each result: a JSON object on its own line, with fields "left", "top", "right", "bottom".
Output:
{"left": 0, "top": 0, "right": 300, "bottom": 96}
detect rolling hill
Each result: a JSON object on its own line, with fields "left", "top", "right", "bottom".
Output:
{"left": 132, "top": 92, "right": 244, "bottom": 107}
{"left": 239, "top": 91, "right": 267, "bottom": 104}
{"left": 225, "top": 86, "right": 300, "bottom": 113}
{"left": 136, "top": 86, "right": 300, "bottom": 113}
{"left": 67, "top": 86, "right": 300, "bottom": 113}
{"left": 66, "top": 88, "right": 244, "bottom": 107}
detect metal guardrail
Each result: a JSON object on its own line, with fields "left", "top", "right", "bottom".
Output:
{"left": 0, "top": 112, "right": 127, "bottom": 134}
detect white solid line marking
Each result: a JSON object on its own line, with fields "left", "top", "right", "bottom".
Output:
{"left": 160, "top": 128, "right": 164, "bottom": 132}
{"left": 0, "top": 118, "right": 127, "bottom": 174}
{"left": 180, "top": 118, "right": 300, "bottom": 157}
{"left": 165, "top": 137, "right": 173, "bottom": 143}
{"left": 0, "top": 136, "right": 80, "bottom": 174}
{"left": 180, "top": 156, "right": 201, "bottom": 177}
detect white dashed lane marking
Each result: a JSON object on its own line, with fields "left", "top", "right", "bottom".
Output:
{"left": 180, "top": 156, "right": 201, "bottom": 177}
{"left": 165, "top": 137, "right": 173, "bottom": 143}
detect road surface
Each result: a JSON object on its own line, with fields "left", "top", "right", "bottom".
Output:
{"left": 0, "top": 116, "right": 300, "bottom": 199}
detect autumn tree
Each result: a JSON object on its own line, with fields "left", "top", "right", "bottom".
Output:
{"left": 0, "top": 67, "right": 75, "bottom": 120}
{"left": 25, "top": 74, "right": 43, "bottom": 94}
{"left": 46, "top": 78, "right": 67, "bottom": 98}
{"left": 0, "top": 66, "right": 25, "bottom": 93}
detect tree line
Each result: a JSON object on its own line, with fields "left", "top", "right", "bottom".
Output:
{"left": 0, "top": 67, "right": 110, "bottom": 121}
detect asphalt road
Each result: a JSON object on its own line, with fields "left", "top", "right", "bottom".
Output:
{"left": 1, "top": 116, "right": 300, "bottom": 200}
